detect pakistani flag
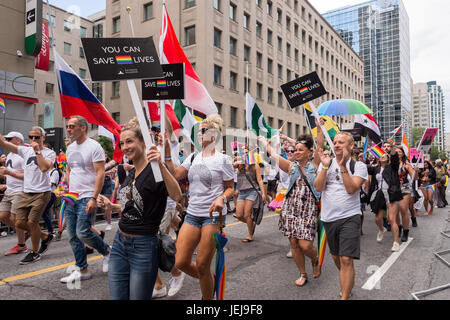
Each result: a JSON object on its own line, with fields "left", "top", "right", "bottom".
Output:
{"left": 173, "top": 100, "right": 200, "bottom": 145}
{"left": 246, "top": 93, "right": 277, "bottom": 139}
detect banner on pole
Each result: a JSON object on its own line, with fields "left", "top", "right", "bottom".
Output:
{"left": 280, "top": 71, "right": 327, "bottom": 108}
{"left": 35, "top": 19, "right": 49, "bottom": 71}
{"left": 81, "top": 37, "right": 163, "bottom": 81}
{"left": 141, "top": 63, "right": 185, "bottom": 100}
{"left": 410, "top": 148, "right": 424, "bottom": 168}
{"left": 418, "top": 128, "right": 438, "bottom": 152}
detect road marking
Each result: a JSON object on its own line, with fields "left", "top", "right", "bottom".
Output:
{"left": 0, "top": 213, "right": 280, "bottom": 286}
{"left": 362, "top": 237, "right": 413, "bottom": 290}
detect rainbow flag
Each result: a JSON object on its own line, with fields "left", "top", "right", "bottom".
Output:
{"left": 0, "top": 98, "right": 5, "bottom": 114}
{"left": 115, "top": 56, "right": 133, "bottom": 64}
{"left": 245, "top": 152, "right": 255, "bottom": 165}
{"left": 317, "top": 202, "right": 327, "bottom": 267}
{"left": 369, "top": 144, "right": 386, "bottom": 159}
{"left": 443, "top": 159, "right": 448, "bottom": 167}
{"left": 431, "top": 184, "right": 436, "bottom": 194}
{"left": 157, "top": 80, "right": 167, "bottom": 88}
{"left": 58, "top": 192, "right": 79, "bottom": 231}
{"left": 299, "top": 87, "right": 309, "bottom": 95}
{"left": 213, "top": 232, "right": 227, "bottom": 300}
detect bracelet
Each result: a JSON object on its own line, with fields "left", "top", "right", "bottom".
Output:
{"left": 341, "top": 170, "right": 349, "bottom": 174}
{"left": 90, "top": 197, "right": 97, "bottom": 202}
{"left": 322, "top": 166, "right": 329, "bottom": 170}
{"left": 165, "top": 156, "right": 172, "bottom": 161}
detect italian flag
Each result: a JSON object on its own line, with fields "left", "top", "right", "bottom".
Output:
{"left": 173, "top": 100, "right": 200, "bottom": 145}
{"left": 245, "top": 93, "right": 277, "bottom": 139}
{"left": 160, "top": 3, "right": 218, "bottom": 116}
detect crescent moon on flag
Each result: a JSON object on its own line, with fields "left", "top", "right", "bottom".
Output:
{"left": 258, "top": 115, "right": 268, "bottom": 133}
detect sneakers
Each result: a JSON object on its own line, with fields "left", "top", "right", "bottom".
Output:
{"left": 60, "top": 270, "right": 92, "bottom": 283}
{"left": 168, "top": 272, "right": 186, "bottom": 297}
{"left": 5, "top": 245, "right": 27, "bottom": 256}
{"left": 20, "top": 251, "right": 41, "bottom": 265}
{"left": 401, "top": 229, "right": 409, "bottom": 242}
{"left": 38, "top": 233, "right": 54, "bottom": 255}
{"left": 152, "top": 286, "right": 167, "bottom": 299}
{"left": 54, "top": 231, "right": 63, "bottom": 241}
{"left": 286, "top": 249, "right": 293, "bottom": 258}
{"left": 391, "top": 242, "right": 400, "bottom": 252}
{"left": 102, "top": 248, "right": 111, "bottom": 273}
{"left": 105, "top": 223, "right": 112, "bottom": 231}
{"left": 377, "top": 227, "right": 387, "bottom": 243}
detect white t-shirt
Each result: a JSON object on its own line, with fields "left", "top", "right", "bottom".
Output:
{"left": 158, "top": 143, "right": 180, "bottom": 209}
{"left": 279, "top": 170, "right": 290, "bottom": 189}
{"left": 376, "top": 168, "right": 389, "bottom": 190}
{"left": 318, "top": 159, "right": 368, "bottom": 223}
{"left": 5, "top": 152, "right": 24, "bottom": 194}
{"left": 182, "top": 151, "right": 234, "bottom": 217}
{"left": 67, "top": 138, "right": 105, "bottom": 199}
{"left": 49, "top": 169, "right": 60, "bottom": 192}
{"left": 18, "top": 146, "right": 56, "bottom": 193}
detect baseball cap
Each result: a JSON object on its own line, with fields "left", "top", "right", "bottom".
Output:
{"left": 4, "top": 131, "right": 24, "bottom": 141}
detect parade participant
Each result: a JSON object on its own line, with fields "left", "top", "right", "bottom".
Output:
{"left": 434, "top": 159, "right": 448, "bottom": 208}
{"left": 0, "top": 132, "right": 27, "bottom": 256}
{"left": 367, "top": 139, "right": 403, "bottom": 251}
{"left": 264, "top": 126, "right": 324, "bottom": 287}
{"left": 165, "top": 115, "right": 234, "bottom": 300}
{"left": 41, "top": 161, "right": 61, "bottom": 234}
{"left": 396, "top": 147, "right": 415, "bottom": 242}
{"left": 101, "top": 154, "right": 114, "bottom": 231}
{"left": 97, "top": 118, "right": 181, "bottom": 300}
{"left": 419, "top": 161, "right": 436, "bottom": 215}
{"left": 0, "top": 127, "right": 56, "bottom": 264}
{"left": 60, "top": 116, "right": 111, "bottom": 283}
{"left": 314, "top": 132, "right": 368, "bottom": 300}
{"left": 233, "top": 146, "right": 266, "bottom": 243}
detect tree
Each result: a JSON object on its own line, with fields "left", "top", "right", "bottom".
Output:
{"left": 97, "top": 136, "right": 114, "bottom": 160}
{"left": 429, "top": 146, "right": 448, "bottom": 162}
{"left": 412, "top": 127, "right": 425, "bottom": 148}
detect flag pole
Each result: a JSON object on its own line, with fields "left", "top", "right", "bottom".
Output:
{"left": 303, "top": 107, "right": 317, "bottom": 149}
{"left": 125, "top": 6, "right": 162, "bottom": 182}
{"left": 246, "top": 61, "right": 249, "bottom": 145}
{"left": 307, "top": 102, "right": 335, "bottom": 155}
{"left": 159, "top": 1, "right": 167, "bottom": 162}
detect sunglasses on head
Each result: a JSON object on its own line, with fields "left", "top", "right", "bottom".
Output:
{"left": 29, "top": 135, "right": 41, "bottom": 140}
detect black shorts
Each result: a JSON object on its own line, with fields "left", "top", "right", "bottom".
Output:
{"left": 267, "top": 180, "right": 277, "bottom": 193}
{"left": 323, "top": 215, "right": 361, "bottom": 260}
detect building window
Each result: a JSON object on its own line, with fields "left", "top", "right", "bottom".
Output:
{"left": 48, "top": 60, "right": 54, "bottom": 71}
{"left": 256, "top": 21, "right": 262, "bottom": 38}
{"left": 63, "top": 42, "right": 72, "bottom": 55}
{"left": 214, "top": 65, "right": 222, "bottom": 85}
{"left": 244, "top": 45, "right": 250, "bottom": 61}
{"left": 64, "top": 20, "right": 71, "bottom": 32}
{"left": 112, "top": 112, "right": 120, "bottom": 124}
{"left": 267, "top": 1, "right": 273, "bottom": 16}
{"left": 277, "top": 36, "right": 282, "bottom": 51}
{"left": 267, "top": 58, "right": 273, "bottom": 74}
{"left": 302, "top": 54, "right": 306, "bottom": 67}
{"left": 286, "top": 43, "right": 291, "bottom": 57}
{"left": 286, "top": 16, "right": 291, "bottom": 31}
{"left": 256, "top": 52, "right": 262, "bottom": 69}
{"left": 92, "top": 83, "right": 102, "bottom": 102}
{"left": 213, "top": 0, "right": 221, "bottom": 11}
{"left": 112, "top": 16, "right": 120, "bottom": 33}
{"left": 45, "top": 83, "right": 54, "bottom": 95}
{"left": 185, "top": 0, "right": 195, "bottom": 9}
{"left": 230, "top": 106, "right": 238, "bottom": 128}
{"left": 79, "top": 47, "right": 85, "bottom": 58}
{"left": 267, "top": 29, "right": 273, "bottom": 45}
{"left": 144, "top": 2, "right": 153, "bottom": 21}
{"left": 294, "top": 23, "right": 299, "bottom": 37}
{"left": 214, "top": 28, "right": 222, "bottom": 48}
{"left": 244, "top": 77, "right": 250, "bottom": 93}
{"left": 277, "top": 64, "right": 282, "bottom": 79}
{"left": 184, "top": 25, "right": 195, "bottom": 46}
{"left": 112, "top": 81, "right": 120, "bottom": 97}
{"left": 93, "top": 23, "right": 103, "bottom": 38}
{"left": 287, "top": 69, "right": 292, "bottom": 81}
{"left": 79, "top": 68, "right": 86, "bottom": 79}
{"left": 256, "top": 0, "right": 262, "bottom": 7}
{"left": 230, "top": 71, "right": 237, "bottom": 90}
{"left": 257, "top": 83, "right": 263, "bottom": 100}
{"left": 268, "top": 87, "right": 273, "bottom": 103}
{"left": 268, "top": 117, "right": 274, "bottom": 127}
{"left": 80, "top": 26, "right": 87, "bottom": 38}
{"left": 230, "top": 37, "right": 237, "bottom": 55}
{"left": 277, "top": 8, "right": 282, "bottom": 24}
{"left": 229, "top": 3, "right": 237, "bottom": 21}
{"left": 294, "top": 49, "right": 299, "bottom": 62}
{"left": 243, "top": 12, "right": 250, "bottom": 30}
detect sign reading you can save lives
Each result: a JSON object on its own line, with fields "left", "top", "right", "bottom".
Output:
{"left": 141, "top": 63, "right": 185, "bottom": 100}
{"left": 281, "top": 71, "right": 327, "bottom": 108}
{"left": 81, "top": 37, "right": 164, "bottom": 81}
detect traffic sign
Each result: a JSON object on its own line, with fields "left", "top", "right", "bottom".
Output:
{"left": 25, "top": 0, "right": 43, "bottom": 56}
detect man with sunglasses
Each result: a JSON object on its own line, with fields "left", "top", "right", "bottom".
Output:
{"left": 61, "top": 116, "right": 110, "bottom": 284}
{"left": 0, "top": 132, "right": 27, "bottom": 256}
{"left": 0, "top": 127, "right": 56, "bottom": 264}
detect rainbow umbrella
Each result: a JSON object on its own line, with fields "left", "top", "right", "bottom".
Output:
{"left": 317, "top": 99, "right": 373, "bottom": 116}
{"left": 213, "top": 232, "right": 227, "bottom": 300}
{"left": 317, "top": 201, "right": 327, "bottom": 267}
{"left": 58, "top": 192, "right": 78, "bottom": 231}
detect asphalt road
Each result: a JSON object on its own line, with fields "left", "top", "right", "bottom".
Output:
{"left": 0, "top": 200, "right": 449, "bottom": 301}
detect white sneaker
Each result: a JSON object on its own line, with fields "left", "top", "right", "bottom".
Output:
{"left": 152, "top": 286, "right": 167, "bottom": 299}
{"left": 102, "top": 249, "right": 110, "bottom": 273}
{"left": 168, "top": 272, "right": 186, "bottom": 297}
{"left": 60, "top": 270, "right": 91, "bottom": 283}
{"left": 286, "top": 250, "right": 293, "bottom": 258}
{"left": 391, "top": 242, "right": 400, "bottom": 252}
{"left": 377, "top": 227, "right": 387, "bottom": 243}
{"left": 105, "top": 224, "right": 112, "bottom": 231}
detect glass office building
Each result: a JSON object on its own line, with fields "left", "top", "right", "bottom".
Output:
{"left": 427, "top": 81, "right": 445, "bottom": 150}
{"left": 324, "top": 0, "right": 411, "bottom": 142}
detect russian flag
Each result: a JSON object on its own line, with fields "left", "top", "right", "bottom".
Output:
{"left": 54, "top": 49, "right": 123, "bottom": 163}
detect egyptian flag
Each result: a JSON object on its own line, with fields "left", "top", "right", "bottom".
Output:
{"left": 54, "top": 49, "right": 123, "bottom": 162}
{"left": 354, "top": 114, "right": 382, "bottom": 145}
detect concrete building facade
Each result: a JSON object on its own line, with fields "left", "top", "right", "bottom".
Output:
{"left": 412, "top": 83, "right": 431, "bottom": 129}
{"left": 99, "top": 0, "right": 364, "bottom": 140}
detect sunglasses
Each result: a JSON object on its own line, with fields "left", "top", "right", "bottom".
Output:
{"left": 29, "top": 135, "right": 41, "bottom": 140}
{"left": 335, "top": 168, "right": 340, "bottom": 181}
{"left": 286, "top": 150, "right": 295, "bottom": 154}
{"left": 200, "top": 128, "right": 209, "bottom": 135}
{"left": 66, "top": 124, "right": 76, "bottom": 129}
{"left": 5, "top": 138, "right": 12, "bottom": 142}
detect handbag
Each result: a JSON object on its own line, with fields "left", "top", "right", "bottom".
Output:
{"left": 244, "top": 172, "right": 264, "bottom": 225}
{"left": 158, "top": 232, "right": 176, "bottom": 272}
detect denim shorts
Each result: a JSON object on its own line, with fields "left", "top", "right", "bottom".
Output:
{"left": 237, "top": 188, "right": 258, "bottom": 202}
{"left": 184, "top": 213, "right": 226, "bottom": 228}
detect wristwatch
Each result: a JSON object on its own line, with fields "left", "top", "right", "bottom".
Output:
{"left": 220, "top": 195, "right": 227, "bottom": 202}
{"left": 35, "top": 151, "right": 41, "bottom": 155}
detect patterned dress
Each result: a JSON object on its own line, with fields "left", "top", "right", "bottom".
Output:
{"left": 279, "top": 174, "right": 319, "bottom": 241}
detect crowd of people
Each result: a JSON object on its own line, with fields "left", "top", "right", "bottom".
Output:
{"left": 0, "top": 114, "right": 447, "bottom": 300}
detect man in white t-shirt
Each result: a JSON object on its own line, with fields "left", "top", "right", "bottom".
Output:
{"left": 314, "top": 132, "right": 368, "bottom": 300}
{"left": 0, "top": 127, "right": 56, "bottom": 265}
{"left": 0, "top": 132, "right": 27, "bottom": 256}
{"left": 61, "top": 116, "right": 110, "bottom": 284}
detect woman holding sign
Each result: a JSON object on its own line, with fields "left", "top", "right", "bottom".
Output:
{"left": 164, "top": 115, "right": 234, "bottom": 300}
